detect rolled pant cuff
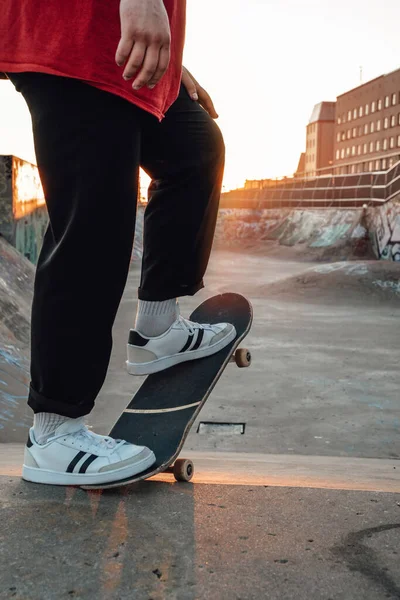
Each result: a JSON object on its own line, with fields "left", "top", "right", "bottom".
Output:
{"left": 138, "top": 279, "right": 204, "bottom": 301}
{"left": 28, "top": 385, "right": 93, "bottom": 418}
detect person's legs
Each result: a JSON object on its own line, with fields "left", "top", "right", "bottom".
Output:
{"left": 8, "top": 73, "right": 156, "bottom": 484}
{"left": 139, "top": 85, "right": 225, "bottom": 302}
{"left": 127, "top": 85, "right": 236, "bottom": 375}
{"left": 9, "top": 73, "right": 142, "bottom": 418}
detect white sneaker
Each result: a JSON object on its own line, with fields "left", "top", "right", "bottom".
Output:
{"left": 22, "top": 418, "right": 156, "bottom": 486}
{"left": 127, "top": 316, "right": 236, "bottom": 375}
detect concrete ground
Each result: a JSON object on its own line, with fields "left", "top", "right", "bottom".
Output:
{"left": 1, "top": 248, "right": 400, "bottom": 599}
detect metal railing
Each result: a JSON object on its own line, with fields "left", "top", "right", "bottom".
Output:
{"left": 221, "top": 160, "right": 400, "bottom": 210}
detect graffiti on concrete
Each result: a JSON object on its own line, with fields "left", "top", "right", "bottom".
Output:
{"left": 14, "top": 205, "right": 48, "bottom": 264}
{"left": 373, "top": 279, "right": 400, "bottom": 293}
{"left": 214, "top": 208, "right": 368, "bottom": 251}
{"left": 0, "top": 156, "right": 48, "bottom": 264}
{"left": 313, "top": 263, "right": 369, "bottom": 276}
{"left": 370, "top": 197, "right": 400, "bottom": 261}
{"left": 0, "top": 156, "right": 13, "bottom": 240}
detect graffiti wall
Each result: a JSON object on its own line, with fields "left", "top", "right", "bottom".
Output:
{"left": 368, "top": 196, "right": 400, "bottom": 261}
{"left": 0, "top": 156, "right": 13, "bottom": 240}
{"left": 0, "top": 156, "right": 48, "bottom": 264}
{"left": 214, "top": 207, "right": 369, "bottom": 250}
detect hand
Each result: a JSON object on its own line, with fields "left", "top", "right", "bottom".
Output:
{"left": 116, "top": 0, "right": 171, "bottom": 90}
{"left": 181, "top": 67, "right": 219, "bottom": 119}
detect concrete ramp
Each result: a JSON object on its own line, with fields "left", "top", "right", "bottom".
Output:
{"left": 0, "top": 236, "right": 32, "bottom": 441}
{"left": 262, "top": 260, "right": 400, "bottom": 306}
{"left": 215, "top": 208, "right": 374, "bottom": 261}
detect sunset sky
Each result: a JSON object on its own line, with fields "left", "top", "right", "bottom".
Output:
{"left": 1, "top": 0, "right": 400, "bottom": 191}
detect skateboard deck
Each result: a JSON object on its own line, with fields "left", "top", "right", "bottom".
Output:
{"left": 82, "top": 293, "right": 252, "bottom": 490}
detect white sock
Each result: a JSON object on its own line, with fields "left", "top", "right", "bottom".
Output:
{"left": 135, "top": 299, "right": 178, "bottom": 337}
{"left": 33, "top": 413, "right": 70, "bottom": 445}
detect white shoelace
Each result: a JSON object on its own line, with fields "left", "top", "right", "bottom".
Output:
{"left": 177, "top": 316, "right": 208, "bottom": 335}
{"left": 73, "top": 428, "right": 118, "bottom": 451}
{"left": 50, "top": 420, "right": 122, "bottom": 452}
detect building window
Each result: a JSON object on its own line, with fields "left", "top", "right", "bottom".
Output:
{"left": 369, "top": 141, "right": 374, "bottom": 152}
{"left": 336, "top": 132, "right": 341, "bottom": 142}
{"left": 338, "top": 116, "right": 341, "bottom": 125}
{"left": 382, "top": 158, "right": 387, "bottom": 169}
{"left": 358, "top": 126, "right": 362, "bottom": 136}
{"left": 375, "top": 160, "right": 381, "bottom": 170}
{"left": 336, "top": 149, "right": 340, "bottom": 159}
{"left": 383, "top": 138, "right": 388, "bottom": 150}
{"left": 351, "top": 165, "right": 356, "bottom": 174}
{"left": 376, "top": 140, "right": 381, "bottom": 151}
{"left": 347, "top": 129, "right": 351, "bottom": 139}
{"left": 342, "top": 132, "right": 346, "bottom": 141}
{"left": 377, "top": 120, "right": 381, "bottom": 131}
{"left": 352, "top": 127, "right": 357, "bottom": 138}
{"left": 363, "top": 143, "right": 368, "bottom": 154}
{"left": 389, "top": 158, "right": 395, "bottom": 168}
{"left": 370, "top": 122, "right": 375, "bottom": 133}
{"left": 353, "top": 108, "right": 357, "bottom": 119}
{"left": 397, "top": 135, "right": 400, "bottom": 147}
{"left": 346, "top": 147, "right": 350, "bottom": 157}
{"left": 391, "top": 115, "right": 396, "bottom": 127}
{"left": 384, "top": 117, "right": 389, "bottom": 129}
{"left": 341, "top": 148, "right": 345, "bottom": 159}
{"left": 390, "top": 137, "right": 395, "bottom": 148}
{"left": 385, "top": 96, "right": 390, "bottom": 108}
{"left": 378, "top": 99, "right": 382, "bottom": 110}
{"left": 369, "top": 161, "right": 374, "bottom": 171}
{"left": 352, "top": 145, "right": 356, "bottom": 156}
{"left": 359, "top": 106, "right": 363, "bottom": 118}
{"left": 364, "top": 123, "right": 369, "bottom": 134}
{"left": 392, "top": 93, "right": 397, "bottom": 105}
{"left": 371, "top": 101, "right": 376, "bottom": 113}
{"left": 347, "top": 110, "right": 352, "bottom": 121}
{"left": 365, "top": 104, "right": 369, "bottom": 116}
{"left": 358, "top": 145, "right": 362, "bottom": 155}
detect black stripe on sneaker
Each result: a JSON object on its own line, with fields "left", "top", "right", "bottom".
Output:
{"left": 128, "top": 331, "right": 149, "bottom": 347}
{"left": 179, "top": 333, "right": 194, "bottom": 353}
{"left": 27, "top": 435, "right": 33, "bottom": 448}
{"left": 66, "top": 451, "right": 87, "bottom": 473}
{"left": 79, "top": 454, "right": 98, "bottom": 474}
{"left": 191, "top": 328, "right": 204, "bottom": 351}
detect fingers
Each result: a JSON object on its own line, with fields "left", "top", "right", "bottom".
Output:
{"left": 120, "top": 42, "right": 170, "bottom": 90}
{"left": 182, "top": 70, "right": 198, "bottom": 101}
{"left": 115, "top": 36, "right": 134, "bottom": 68}
{"left": 198, "top": 86, "right": 219, "bottom": 119}
{"left": 122, "top": 41, "right": 146, "bottom": 81}
{"left": 146, "top": 46, "right": 171, "bottom": 89}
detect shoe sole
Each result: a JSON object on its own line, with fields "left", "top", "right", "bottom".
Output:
{"left": 127, "top": 326, "right": 237, "bottom": 376}
{"left": 22, "top": 450, "right": 156, "bottom": 486}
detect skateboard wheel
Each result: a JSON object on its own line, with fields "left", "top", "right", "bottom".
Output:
{"left": 235, "top": 348, "right": 252, "bottom": 368}
{"left": 173, "top": 459, "right": 194, "bottom": 482}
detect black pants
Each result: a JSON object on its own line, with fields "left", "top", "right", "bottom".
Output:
{"left": 8, "top": 73, "right": 225, "bottom": 418}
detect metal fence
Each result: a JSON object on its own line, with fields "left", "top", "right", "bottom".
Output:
{"left": 221, "top": 161, "right": 400, "bottom": 210}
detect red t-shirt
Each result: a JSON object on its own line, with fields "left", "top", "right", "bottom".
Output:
{"left": 0, "top": 1, "right": 186, "bottom": 120}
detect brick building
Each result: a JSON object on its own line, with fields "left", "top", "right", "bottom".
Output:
{"left": 304, "top": 102, "right": 336, "bottom": 178}
{"left": 334, "top": 68, "right": 400, "bottom": 174}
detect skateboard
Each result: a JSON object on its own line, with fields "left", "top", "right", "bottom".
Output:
{"left": 82, "top": 293, "right": 252, "bottom": 490}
